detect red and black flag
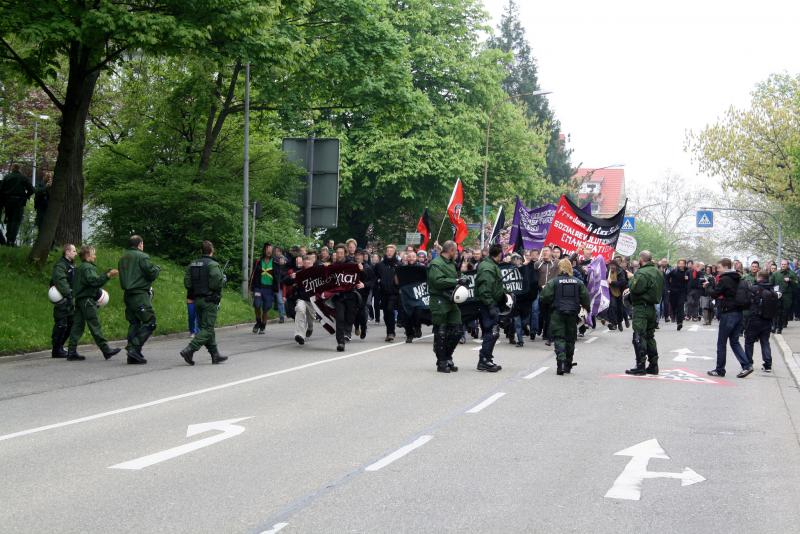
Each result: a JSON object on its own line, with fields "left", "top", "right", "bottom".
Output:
{"left": 416, "top": 208, "right": 432, "bottom": 251}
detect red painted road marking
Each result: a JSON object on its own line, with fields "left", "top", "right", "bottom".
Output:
{"left": 605, "top": 368, "right": 732, "bottom": 386}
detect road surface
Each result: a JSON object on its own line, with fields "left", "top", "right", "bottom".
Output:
{"left": 1, "top": 320, "right": 799, "bottom": 533}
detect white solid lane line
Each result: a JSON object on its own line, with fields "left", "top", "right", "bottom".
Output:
{"left": 261, "top": 522, "right": 288, "bottom": 534}
{"left": 365, "top": 435, "right": 433, "bottom": 472}
{"left": 0, "top": 338, "right": 431, "bottom": 444}
{"left": 523, "top": 367, "right": 549, "bottom": 380}
{"left": 466, "top": 392, "right": 506, "bottom": 414}
{"left": 585, "top": 336, "right": 599, "bottom": 344}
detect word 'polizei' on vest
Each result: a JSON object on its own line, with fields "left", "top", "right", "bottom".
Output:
{"left": 555, "top": 277, "right": 581, "bottom": 314}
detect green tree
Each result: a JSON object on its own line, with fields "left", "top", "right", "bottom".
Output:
{"left": 489, "top": 0, "right": 574, "bottom": 187}
{"left": 0, "top": 0, "right": 284, "bottom": 265}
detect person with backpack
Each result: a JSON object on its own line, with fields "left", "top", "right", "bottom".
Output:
{"left": 705, "top": 258, "right": 752, "bottom": 378}
{"left": 745, "top": 270, "right": 779, "bottom": 372}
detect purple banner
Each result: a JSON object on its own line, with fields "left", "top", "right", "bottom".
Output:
{"left": 509, "top": 198, "right": 556, "bottom": 251}
{"left": 587, "top": 255, "right": 610, "bottom": 322}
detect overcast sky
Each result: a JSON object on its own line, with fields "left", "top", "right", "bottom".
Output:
{"left": 482, "top": 0, "right": 800, "bottom": 197}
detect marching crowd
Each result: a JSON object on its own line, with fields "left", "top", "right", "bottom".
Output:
{"left": 45, "top": 232, "right": 799, "bottom": 377}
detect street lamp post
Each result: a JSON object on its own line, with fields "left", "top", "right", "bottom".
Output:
{"left": 241, "top": 63, "right": 251, "bottom": 299}
{"left": 26, "top": 111, "right": 50, "bottom": 187}
{"left": 481, "top": 90, "right": 552, "bottom": 249}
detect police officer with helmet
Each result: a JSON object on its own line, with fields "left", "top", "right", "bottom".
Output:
{"left": 180, "top": 240, "right": 227, "bottom": 365}
{"left": 540, "top": 258, "right": 590, "bottom": 375}
{"left": 49, "top": 244, "right": 77, "bottom": 358}
{"left": 475, "top": 243, "right": 506, "bottom": 372}
{"left": 427, "top": 240, "right": 469, "bottom": 373}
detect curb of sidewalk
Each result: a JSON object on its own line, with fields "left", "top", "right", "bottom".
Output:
{"left": 0, "top": 319, "right": 283, "bottom": 364}
{"left": 775, "top": 333, "right": 800, "bottom": 389}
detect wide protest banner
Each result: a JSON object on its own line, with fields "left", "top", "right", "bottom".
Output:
{"left": 294, "top": 263, "right": 362, "bottom": 335}
{"left": 396, "top": 265, "right": 432, "bottom": 324}
{"left": 543, "top": 195, "right": 627, "bottom": 261}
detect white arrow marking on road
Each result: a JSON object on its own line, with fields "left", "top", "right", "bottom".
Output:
{"left": 604, "top": 438, "right": 705, "bottom": 501}
{"left": 670, "top": 347, "right": 713, "bottom": 362}
{"left": 261, "top": 523, "right": 288, "bottom": 534}
{"left": 109, "top": 417, "right": 252, "bottom": 470}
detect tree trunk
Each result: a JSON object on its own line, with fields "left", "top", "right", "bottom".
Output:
{"left": 198, "top": 61, "right": 241, "bottom": 173}
{"left": 28, "top": 44, "right": 99, "bottom": 266}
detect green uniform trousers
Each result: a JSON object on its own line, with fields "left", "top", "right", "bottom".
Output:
{"left": 551, "top": 311, "right": 578, "bottom": 362}
{"left": 188, "top": 297, "right": 218, "bottom": 352}
{"left": 124, "top": 291, "right": 156, "bottom": 351}
{"left": 68, "top": 298, "right": 110, "bottom": 352}
{"left": 632, "top": 303, "right": 658, "bottom": 356}
{"left": 429, "top": 295, "right": 462, "bottom": 326}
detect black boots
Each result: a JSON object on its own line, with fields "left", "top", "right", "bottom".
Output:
{"left": 51, "top": 324, "right": 69, "bottom": 358}
{"left": 437, "top": 361, "right": 451, "bottom": 373}
{"left": 102, "top": 347, "right": 121, "bottom": 360}
{"left": 180, "top": 347, "right": 195, "bottom": 366}
{"left": 447, "top": 360, "right": 458, "bottom": 372}
{"left": 645, "top": 354, "right": 659, "bottom": 375}
{"left": 210, "top": 347, "right": 227, "bottom": 364}
{"left": 126, "top": 348, "right": 147, "bottom": 365}
{"left": 477, "top": 356, "right": 502, "bottom": 372}
{"left": 66, "top": 349, "right": 85, "bottom": 361}
{"left": 626, "top": 358, "right": 646, "bottom": 376}
{"left": 557, "top": 360, "right": 566, "bottom": 375}
{"left": 434, "top": 326, "right": 450, "bottom": 373}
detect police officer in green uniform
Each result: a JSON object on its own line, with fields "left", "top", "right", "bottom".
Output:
{"left": 66, "top": 245, "right": 121, "bottom": 361}
{"left": 50, "top": 243, "right": 77, "bottom": 358}
{"left": 1, "top": 164, "right": 34, "bottom": 246}
{"left": 118, "top": 235, "right": 160, "bottom": 364}
{"left": 427, "top": 240, "right": 468, "bottom": 373}
{"left": 540, "top": 259, "right": 590, "bottom": 375}
{"left": 475, "top": 243, "right": 506, "bottom": 372}
{"left": 625, "top": 250, "right": 664, "bottom": 375}
{"left": 180, "top": 240, "right": 227, "bottom": 365}
{"left": 771, "top": 259, "right": 798, "bottom": 333}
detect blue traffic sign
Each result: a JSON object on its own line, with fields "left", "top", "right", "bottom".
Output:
{"left": 621, "top": 216, "right": 635, "bottom": 232}
{"left": 696, "top": 210, "right": 714, "bottom": 228}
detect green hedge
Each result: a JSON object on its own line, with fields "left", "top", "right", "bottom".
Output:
{"left": 0, "top": 246, "right": 257, "bottom": 354}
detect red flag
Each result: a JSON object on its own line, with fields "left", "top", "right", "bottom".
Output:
{"left": 447, "top": 179, "right": 469, "bottom": 249}
{"left": 416, "top": 208, "right": 432, "bottom": 251}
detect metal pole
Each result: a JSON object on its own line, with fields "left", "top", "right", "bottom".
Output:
{"left": 32, "top": 120, "right": 38, "bottom": 187}
{"left": 251, "top": 203, "right": 256, "bottom": 275}
{"left": 305, "top": 133, "right": 315, "bottom": 237}
{"left": 241, "top": 62, "right": 250, "bottom": 299}
{"left": 777, "top": 221, "right": 783, "bottom": 264}
{"left": 481, "top": 117, "right": 491, "bottom": 250}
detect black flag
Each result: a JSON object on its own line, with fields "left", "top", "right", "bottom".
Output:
{"left": 490, "top": 206, "right": 505, "bottom": 245}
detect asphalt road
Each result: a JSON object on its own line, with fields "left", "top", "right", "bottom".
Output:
{"left": 1, "top": 319, "right": 800, "bottom": 533}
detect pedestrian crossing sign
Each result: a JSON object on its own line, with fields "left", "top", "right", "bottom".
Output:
{"left": 696, "top": 210, "right": 713, "bottom": 228}
{"left": 621, "top": 216, "right": 635, "bottom": 232}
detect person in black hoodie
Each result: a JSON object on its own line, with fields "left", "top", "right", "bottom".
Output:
{"left": 667, "top": 259, "right": 690, "bottom": 330}
{"left": 354, "top": 249, "right": 375, "bottom": 340}
{"left": 374, "top": 244, "right": 400, "bottom": 342}
{"left": 705, "top": 258, "right": 752, "bottom": 378}
{"left": 686, "top": 262, "right": 706, "bottom": 321}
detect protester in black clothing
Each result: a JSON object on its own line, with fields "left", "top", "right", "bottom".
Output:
{"left": 331, "top": 243, "right": 364, "bottom": 352}
{"left": 1, "top": 164, "right": 34, "bottom": 246}
{"left": 667, "top": 259, "right": 690, "bottom": 330}
{"left": 354, "top": 249, "right": 374, "bottom": 340}
{"left": 687, "top": 262, "right": 706, "bottom": 321}
{"left": 745, "top": 270, "right": 778, "bottom": 372}
{"left": 374, "top": 244, "right": 400, "bottom": 342}
{"left": 397, "top": 250, "right": 424, "bottom": 343}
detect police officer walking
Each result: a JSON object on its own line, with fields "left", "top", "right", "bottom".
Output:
{"left": 50, "top": 244, "right": 77, "bottom": 358}
{"left": 66, "top": 245, "right": 121, "bottom": 361}
{"left": 427, "top": 240, "right": 468, "bottom": 373}
{"left": 1, "top": 164, "right": 34, "bottom": 246}
{"left": 540, "top": 259, "right": 590, "bottom": 375}
{"left": 475, "top": 243, "right": 506, "bottom": 372}
{"left": 118, "top": 235, "right": 160, "bottom": 364}
{"left": 180, "top": 240, "right": 227, "bottom": 365}
{"left": 625, "top": 251, "right": 664, "bottom": 375}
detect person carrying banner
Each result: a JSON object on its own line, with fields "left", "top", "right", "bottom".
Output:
{"left": 475, "top": 244, "right": 506, "bottom": 372}
{"left": 331, "top": 243, "right": 364, "bottom": 352}
{"left": 428, "top": 240, "right": 467, "bottom": 373}
{"left": 540, "top": 259, "right": 590, "bottom": 375}
{"left": 397, "top": 250, "right": 424, "bottom": 343}
{"left": 625, "top": 251, "right": 664, "bottom": 376}
{"left": 289, "top": 253, "right": 317, "bottom": 345}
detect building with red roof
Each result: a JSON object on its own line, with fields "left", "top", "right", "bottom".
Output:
{"left": 572, "top": 167, "right": 626, "bottom": 217}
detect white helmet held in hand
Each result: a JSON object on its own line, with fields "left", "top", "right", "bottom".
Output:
{"left": 498, "top": 293, "right": 514, "bottom": 315}
{"left": 452, "top": 285, "right": 470, "bottom": 304}
{"left": 96, "top": 289, "right": 110, "bottom": 307}
{"left": 48, "top": 286, "right": 65, "bottom": 304}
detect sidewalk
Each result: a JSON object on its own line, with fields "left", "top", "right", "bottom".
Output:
{"left": 776, "top": 329, "right": 800, "bottom": 388}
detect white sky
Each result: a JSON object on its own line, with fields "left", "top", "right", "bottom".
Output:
{"left": 482, "top": 0, "right": 800, "bottom": 196}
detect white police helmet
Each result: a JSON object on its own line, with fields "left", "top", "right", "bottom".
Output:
{"left": 452, "top": 285, "right": 470, "bottom": 304}
{"left": 48, "top": 286, "right": 65, "bottom": 304}
{"left": 96, "top": 289, "right": 110, "bottom": 307}
{"left": 498, "top": 293, "right": 514, "bottom": 315}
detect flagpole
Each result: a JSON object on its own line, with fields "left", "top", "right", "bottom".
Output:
{"left": 434, "top": 212, "right": 449, "bottom": 244}
{"left": 436, "top": 178, "right": 460, "bottom": 244}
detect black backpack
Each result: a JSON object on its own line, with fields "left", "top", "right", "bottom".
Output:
{"left": 752, "top": 286, "right": 779, "bottom": 320}
{"left": 734, "top": 278, "right": 752, "bottom": 310}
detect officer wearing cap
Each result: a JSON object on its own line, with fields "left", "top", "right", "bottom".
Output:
{"left": 540, "top": 258, "right": 590, "bottom": 375}
{"left": 427, "top": 240, "right": 468, "bottom": 373}
{"left": 180, "top": 240, "right": 227, "bottom": 365}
